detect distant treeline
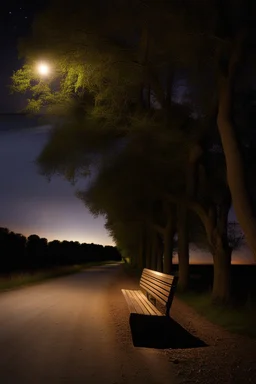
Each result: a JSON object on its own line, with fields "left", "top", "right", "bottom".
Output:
{"left": 0, "top": 227, "right": 121, "bottom": 274}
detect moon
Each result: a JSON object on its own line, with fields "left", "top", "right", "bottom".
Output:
{"left": 37, "top": 62, "right": 50, "bottom": 76}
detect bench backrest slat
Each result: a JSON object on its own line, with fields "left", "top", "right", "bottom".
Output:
{"left": 139, "top": 268, "right": 178, "bottom": 316}
{"left": 141, "top": 272, "right": 174, "bottom": 289}
{"left": 143, "top": 268, "right": 175, "bottom": 284}
{"left": 140, "top": 281, "right": 168, "bottom": 305}
{"left": 140, "top": 276, "right": 171, "bottom": 297}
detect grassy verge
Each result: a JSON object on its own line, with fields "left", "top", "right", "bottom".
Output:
{"left": 0, "top": 261, "right": 119, "bottom": 292}
{"left": 178, "top": 291, "right": 256, "bottom": 338}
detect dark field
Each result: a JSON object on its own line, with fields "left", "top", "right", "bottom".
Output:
{"left": 172, "top": 264, "right": 256, "bottom": 304}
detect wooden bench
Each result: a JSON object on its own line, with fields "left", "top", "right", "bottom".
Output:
{"left": 122, "top": 268, "right": 178, "bottom": 317}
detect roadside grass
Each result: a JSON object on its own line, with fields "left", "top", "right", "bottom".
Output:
{"left": 177, "top": 291, "right": 256, "bottom": 338}
{"left": 0, "top": 260, "right": 119, "bottom": 292}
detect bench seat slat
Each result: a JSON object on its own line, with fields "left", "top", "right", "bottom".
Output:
{"left": 133, "top": 290, "right": 162, "bottom": 316}
{"left": 126, "top": 290, "right": 148, "bottom": 314}
{"left": 122, "top": 289, "right": 144, "bottom": 314}
{"left": 121, "top": 289, "right": 163, "bottom": 315}
{"left": 121, "top": 289, "right": 138, "bottom": 313}
{"left": 129, "top": 290, "right": 151, "bottom": 315}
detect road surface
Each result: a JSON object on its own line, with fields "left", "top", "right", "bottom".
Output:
{"left": 0, "top": 264, "right": 178, "bottom": 383}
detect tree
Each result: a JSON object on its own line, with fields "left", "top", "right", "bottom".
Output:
{"left": 182, "top": 0, "right": 256, "bottom": 261}
{"left": 78, "top": 109, "right": 204, "bottom": 279}
{"left": 0, "top": 228, "right": 26, "bottom": 272}
{"left": 26, "top": 234, "right": 47, "bottom": 269}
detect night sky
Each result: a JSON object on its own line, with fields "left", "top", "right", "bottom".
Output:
{"left": 0, "top": 0, "right": 113, "bottom": 245}
{"left": 0, "top": 0, "right": 46, "bottom": 112}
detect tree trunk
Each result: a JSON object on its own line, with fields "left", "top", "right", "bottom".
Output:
{"left": 212, "top": 240, "right": 232, "bottom": 304}
{"left": 177, "top": 204, "right": 189, "bottom": 291}
{"left": 156, "top": 254, "right": 163, "bottom": 272}
{"left": 189, "top": 198, "right": 233, "bottom": 304}
{"left": 176, "top": 146, "right": 201, "bottom": 290}
{"left": 138, "top": 227, "right": 146, "bottom": 270}
{"left": 145, "top": 227, "right": 152, "bottom": 269}
{"left": 163, "top": 217, "right": 175, "bottom": 274}
{"left": 217, "top": 92, "right": 256, "bottom": 259}
{"left": 156, "top": 237, "right": 163, "bottom": 272}
{"left": 211, "top": 194, "right": 232, "bottom": 304}
{"left": 163, "top": 230, "right": 173, "bottom": 274}
{"left": 217, "top": 34, "right": 256, "bottom": 261}
{"left": 150, "top": 232, "right": 156, "bottom": 270}
{"left": 129, "top": 251, "right": 136, "bottom": 268}
{"left": 150, "top": 231, "right": 160, "bottom": 270}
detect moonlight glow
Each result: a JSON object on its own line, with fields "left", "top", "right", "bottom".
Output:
{"left": 37, "top": 62, "right": 50, "bottom": 76}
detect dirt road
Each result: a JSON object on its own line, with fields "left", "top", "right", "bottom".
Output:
{"left": 0, "top": 264, "right": 178, "bottom": 383}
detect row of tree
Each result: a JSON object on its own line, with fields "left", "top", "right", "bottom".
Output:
{"left": 0, "top": 227, "right": 121, "bottom": 273}
{"left": 12, "top": 0, "right": 256, "bottom": 304}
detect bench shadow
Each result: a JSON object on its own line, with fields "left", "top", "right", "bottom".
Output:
{"left": 129, "top": 313, "right": 207, "bottom": 349}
